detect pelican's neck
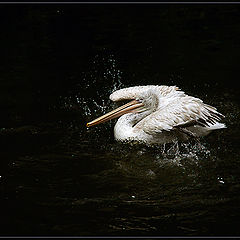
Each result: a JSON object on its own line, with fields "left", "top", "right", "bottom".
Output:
{"left": 113, "top": 111, "right": 151, "bottom": 141}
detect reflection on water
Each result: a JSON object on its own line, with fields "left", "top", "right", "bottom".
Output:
{"left": 0, "top": 4, "right": 240, "bottom": 237}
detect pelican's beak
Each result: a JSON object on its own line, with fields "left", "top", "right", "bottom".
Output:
{"left": 86, "top": 99, "right": 144, "bottom": 127}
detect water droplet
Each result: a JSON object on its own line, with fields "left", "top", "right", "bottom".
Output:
{"left": 217, "top": 177, "right": 225, "bottom": 184}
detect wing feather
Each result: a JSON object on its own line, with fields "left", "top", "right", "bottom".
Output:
{"left": 138, "top": 97, "right": 224, "bottom": 135}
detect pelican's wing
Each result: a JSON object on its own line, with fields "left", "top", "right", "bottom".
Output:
{"left": 139, "top": 97, "right": 224, "bottom": 135}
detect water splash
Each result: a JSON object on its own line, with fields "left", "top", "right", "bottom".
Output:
{"left": 55, "top": 53, "right": 124, "bottom": 120}
{"left": 148, "top": 140, "right": 212, "bottom": 168}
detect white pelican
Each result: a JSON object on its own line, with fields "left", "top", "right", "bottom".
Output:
{"left": 86, "top": 85, "right": 226, "bottom": 144}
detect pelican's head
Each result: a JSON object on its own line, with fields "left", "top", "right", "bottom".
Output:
{"left": 86, "top": 86, "right": 159, "bottom": 128}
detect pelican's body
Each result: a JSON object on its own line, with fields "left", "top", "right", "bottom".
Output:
{"left": 87, "top": 85, "right": 226, "bottom": 144}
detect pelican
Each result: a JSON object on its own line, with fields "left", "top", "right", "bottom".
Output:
{"left": 86, "top": 85, "right": 226, "bottom": 144}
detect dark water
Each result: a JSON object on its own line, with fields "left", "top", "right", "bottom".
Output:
{"left": 0, "top": 4, "right": 240, "bottom": 237}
